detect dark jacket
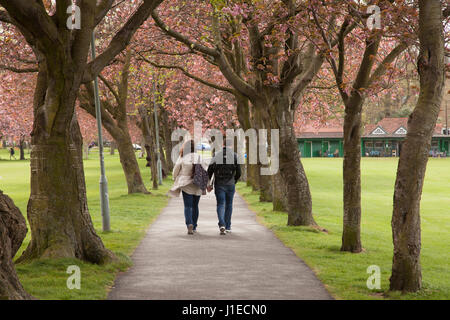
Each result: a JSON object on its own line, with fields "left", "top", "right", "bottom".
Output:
{"left": 207, "top": 147, "right": 241, "bottom": 186}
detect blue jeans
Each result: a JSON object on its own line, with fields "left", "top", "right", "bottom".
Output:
{"left": 214, "top": 184, "right": 235, "bottom": 230}
{"left": 182, "top": 191, "right": 200, "bottom": 230}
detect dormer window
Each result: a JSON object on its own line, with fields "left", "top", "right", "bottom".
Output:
{"left": 394, "top": 127, "right": 407, "bottom": 135}
{"left": 371, "top": 127, "right": 386, "bottom": 135}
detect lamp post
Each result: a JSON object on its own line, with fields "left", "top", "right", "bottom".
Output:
{"left": 445, "top": 101, "right": 448, "bottom": 135}
{"left": 153, "top": 81, "right": 163, "bottom": 185}
{"left": 91, "top": 31, "right": 111, "bottom": 232}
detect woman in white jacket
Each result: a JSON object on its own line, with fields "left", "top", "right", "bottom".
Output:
{"left": 169, "top": 140, "right": 206, "bottom": 234}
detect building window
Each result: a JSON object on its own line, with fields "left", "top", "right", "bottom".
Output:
{"left": 394, "top": 127, "right": 407, "bottom": 135}
{"left": 371, "top": 127, "right": 386, "bottom": 135}
{"left": 375, "top": 141, "right": 384, "bottom": 156}
{"left": 431, "top": 140, "right": 439, "bottom": 151}
{"left": 364, "top": 141, "right": 373, "bottom": 156}
{"left": 429, "top": 140, "right": 440, "bottom": 156}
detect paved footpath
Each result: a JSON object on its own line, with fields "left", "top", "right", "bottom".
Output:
{"left": 108, "top": 192, "right": 332, "bottom": 300}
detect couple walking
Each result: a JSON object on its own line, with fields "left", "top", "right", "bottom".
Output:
{"left": 169, "top": 139, "right": 241, "bottom": 235}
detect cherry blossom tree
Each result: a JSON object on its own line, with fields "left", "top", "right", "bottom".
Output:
{"left": 148, "top": 0, "right": 354, "bottom": 226}
{"left": 310, "top": 0, "right": 417, "bottom": 252}
{"left": 0, "top": 0, "right": 163, "bottom": 263}
{"left": 0, "top": 69, "right": 34, "bottom": 158}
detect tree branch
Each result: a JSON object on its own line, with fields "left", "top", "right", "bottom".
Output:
{"left": 151, "top": 9, "right": 219, "bottom": 58}
{"left": 79, "top": 87, "right": 122, "bottom": 139}
{"left": 83, "top": 0, "right": 163, "bottom": 83}
{"left": 292, "top": 53, "right": 326, "bottom": 106}
{"left": 137, "top": 53, "right": 235, "bottom": 94}
{"left": 352, "top": 35, "right": 382, "bottom": 93}
{"left": 137, "top": 48, "right": 195, "bottom": 56}
{"left": 211, "top": 13, "right": 259, "bottom": 101}
{"left": 151, "top": 4, "right": 258, "bottom": 101}
{"left": 311, "top": 9, "right": 349, "bottom": 101}
{"left": 337, "top": 19, "right": 349, "bottom": 89}
{"left": 443, "top": 6, "right": 449, "bottom": 18}
{"left": 368, "top": 42, "right": 409, "bottom": 86}
{"left": 0, "top": 9, "right": 13, "bottom": 24}
{"left": 0, "top": 64, "right": 38, "bottom": 73}
{"left": 117, "top": 49, "right": 132, "bottom": 122}
{"left": 0, "top": 0, "right": 59, "bottom": 51}
{"left": 98, "top": 74, "right": 120, "bottom": 103}
{"left": 95, "top": 0, "right": 115, "bottom": 26}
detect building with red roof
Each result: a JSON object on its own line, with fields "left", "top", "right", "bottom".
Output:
{"left": 297, "top": 117, "right": 450, "bottom": 158}
{"left": 296, "top": 120, "right": 344, "bottom": 157}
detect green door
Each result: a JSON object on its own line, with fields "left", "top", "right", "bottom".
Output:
{"left": 443, "top": 140, "right": 449, "bottom": 156}
{"left": 304, "top": 141, "right": 312, "bottom": 158}
{"left": 322, "top": 141, "right": 330, "bottom": 155}
{"left": 312, "top": 141, "right": 322, "bottom": 157}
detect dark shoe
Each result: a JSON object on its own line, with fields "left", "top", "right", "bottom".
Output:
{"left": 187, "top": 224, "right": 194, "bottom": 235}
{"left": 220, "top": 226, "right": 226, "bottom": 235}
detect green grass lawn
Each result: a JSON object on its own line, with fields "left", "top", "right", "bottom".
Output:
{"left": 0, "top": 147, "right": 170, "bottom": 300}
{"left": 237, "top": 157, "right": 450, "bottom": 300}
{"left": 1, "top": 148, "right": 448, "bottom": 300}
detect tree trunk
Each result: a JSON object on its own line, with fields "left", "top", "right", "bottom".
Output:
{"left": 0, "top": 191, "right": 31, "bottom": 300}
{"left": 390, "top": 0, "right": 445, "bottom": 293}
{"left": 160, "top": 106, "right": 174, "bottom": 171}
{"left": 247, "top": 162, "right": 260, "bottom": 191}
{"left": 240, "top": 159, "right": 247, "bottom": 182}
{"left": 272, "top": 171, "right": 288, "bottom": 212}
{"left": 116, "top": 135, "right": 150, "bottom": 194}
{"left": 266, "top": 93, "right": 316, "bottom": 226}
{"left": 159, "top": 142, "right": 168, "bottom": 178}
{"left": 18, "top": 67, "right": 113, "bottom": 264}
{"left": 78, "top": 94, "right": 149, "bottom": 195}
{"left": 162, "top": 136, "right": 173, "bottom": 173}
{"left": 83, "top": 142, "right": 89, "bottom": 160}
{"left": 146, "top": 142, "right": 158, "bottom": 189}
{"left": 267, "top": 123, "right": 287, "bottom": 212}
{"left": 19, "top": 138, "right": 25, "bottom": 160}
{"left": 139, "top": 106, "right": 158, "bottom": 189}
{"left": 110, "top": 141, "right": 116, "bottom": 155}
{"left": 149, "top": 111, "right": 159, "bottom": 189}
{"left": 258, "top": 168, "right": 273, "bottom": 202}
{"left": 341, "top": 102, "right": 363, "bottom": 253}
{"left": 234, "top": 94, "right": 252, "bottom": 186}
{"left": 252, "top": 105, "right": 273, "bottom": 202}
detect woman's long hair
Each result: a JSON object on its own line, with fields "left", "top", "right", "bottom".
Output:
{"left": 180, "top": 139, "right": 195, "bottom": 157}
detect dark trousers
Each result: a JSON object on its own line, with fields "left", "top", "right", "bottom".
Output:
{"left": 214, "top": 184, "right": 235, "bottom": 230}
{"left": 182, "top": 191, "right": 200, "bottom": 230}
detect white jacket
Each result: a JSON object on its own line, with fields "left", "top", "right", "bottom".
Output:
{"left": 169, "top": 153, "right": 208, "bottom": 197}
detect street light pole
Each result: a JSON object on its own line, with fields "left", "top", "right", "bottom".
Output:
{"left": 153, "top": 81, "right": 163, "bottom": 185}
{"left": 91, "top": 31, "right": 111, "bottom": 232}
{"left": 445, "top": 100, "right": 448, "bottom": 135}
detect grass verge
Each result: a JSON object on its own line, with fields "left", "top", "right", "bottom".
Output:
{"left": 237, "top": 158, "right": 450, "bottom": 300}
{"left": 0, "top": 147, "right": 170, "bottom": 299}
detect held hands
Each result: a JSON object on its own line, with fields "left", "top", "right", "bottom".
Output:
{"left": 207, "top": 185, "right": 213, "bottom": 193}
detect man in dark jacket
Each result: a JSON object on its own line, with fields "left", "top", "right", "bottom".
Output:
{"left": 207, "top": 139, "right": 241, "bottom": 235}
